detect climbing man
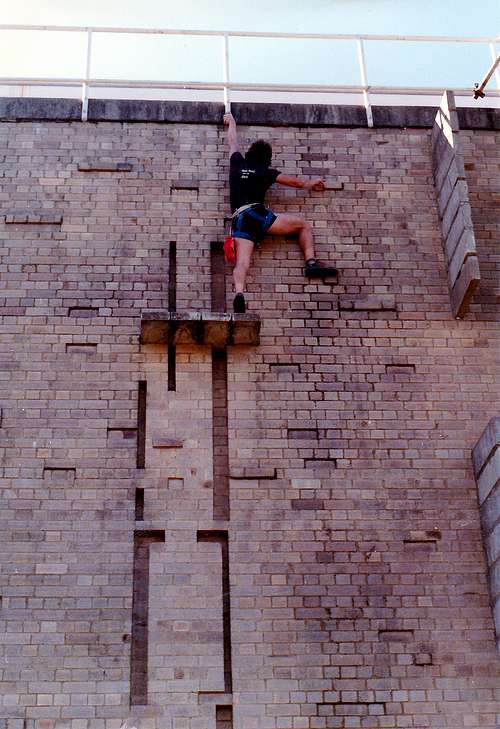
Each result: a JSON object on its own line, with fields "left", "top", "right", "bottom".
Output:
{"left": 224, "top": 112, "right": 337, "bottom": 313}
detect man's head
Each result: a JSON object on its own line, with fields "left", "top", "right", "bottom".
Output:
{"left": 245, "top": 140, "right": 272, "bottom": 168}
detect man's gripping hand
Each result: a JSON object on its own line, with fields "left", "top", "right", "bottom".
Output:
{"left": 223, "top": 112, "right": 239, "bottom": 154}
{"left": 305, "top": 178, "right": 326, "bottom": 191}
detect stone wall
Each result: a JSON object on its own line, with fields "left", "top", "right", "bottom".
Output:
{"left": 0, "top": 107, "right": 500, "bottom": 729}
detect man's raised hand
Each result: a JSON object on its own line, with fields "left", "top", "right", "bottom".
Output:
{"left": 224, "top": 112, "right": 239, "bottom": 153}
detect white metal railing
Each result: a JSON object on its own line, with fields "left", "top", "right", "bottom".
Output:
{"left": 0, "top": 24, "right": 499, "bottom": 125}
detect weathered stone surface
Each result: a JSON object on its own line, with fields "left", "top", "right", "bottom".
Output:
{"left": 139, "top": 311, "right": 170, "bottom": 344}
{"left": 447, "top": 234, "right": 477, "bottom": 290}
{"left": 431, "top": 91, "right": 480, "bottom": 319}
{"left": 435, "top": 152, "right": 466, "bottom": 198}
{"left": 485, "top": 521, "right": 500, "bottom": 567}
{"left": 0, "top": 97, "right": 497, "bottom": 130}
{"left": 477, "top": 447, "right": 500, "bottom": 507}
{"left": 203, "top": 313, "right": 230, "bottom": 349}
{"left": 449, "top": 254, "right": 480, "bottom": 318}
{"left": 458, "top": 107, "right": 500, "bottom": 131}
{"left": 444, "top": 212, "right": 474, "bottom": 266}
{"left": 140, "top": 312, "right": 260, "bottom": 346}
{"left": 88, "top": 99, "right": 223, "bottom": 123}
{"left": 372, "top": 105, "right": 436, "bottom": 128}
{"left": 432, "top": 90, "right": 459, "bottom": 142}
{"left": 488, "top": 561, "right": 500, "bottom": 608}
{"left": 171, "top": 311, "right": 201, "bottom": 345}
{"left": 438, "top": 176, "right": 468, "bottom": 221}
{"left": 441, "top": 181, "right": 471, "bottom": 238}
{"left": 230, "top": 314, "right": 261, "bottom": 345}
{"left": 480, "top": 480, "right": 500, "bottom": 535}
{"left": 472, "top": 417, "right": 500, "bottom": 477}
{"left": 0, "top": 97, "right": 81, "bottom": 121}
{"left": 232, "top": 102, "right": 367, "bottom": 127}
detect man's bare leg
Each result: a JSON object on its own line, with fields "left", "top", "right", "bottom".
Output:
{"left": 267, "top": 213, "right": 315, "bottom": 260}
{"left": 232, "top": 237, "right": 254, "bottom": 312}
{"left": 233, "top": 238, "right": 254, "bottom": 293}
{"left": 267, "top": 213, "right": 337, "bottom": 277}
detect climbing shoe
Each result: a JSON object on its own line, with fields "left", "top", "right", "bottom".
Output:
{"left": 305, "top": 258, "right": 338, "bottom": 278}
{"left": 233, "top": 293, "right": 246, "bottom": 314}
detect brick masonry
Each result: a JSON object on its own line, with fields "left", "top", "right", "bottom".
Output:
{"left": 0, "top": 111, "right": 499, "bottom": 729}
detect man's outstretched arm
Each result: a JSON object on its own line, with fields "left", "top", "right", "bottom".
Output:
{"left": 276, "top": 174, "right": 325, "bottom": 191}
{"left": 223, "top": 112, "right": 239, "bottom": 155}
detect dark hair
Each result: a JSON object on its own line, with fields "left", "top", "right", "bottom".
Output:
{"left": 245, "top": 140, "right": 272, "bottom": 167}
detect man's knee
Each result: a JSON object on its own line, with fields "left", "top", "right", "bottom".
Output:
{"left": 293, "top": 215, "right": 310, "bottom": 232}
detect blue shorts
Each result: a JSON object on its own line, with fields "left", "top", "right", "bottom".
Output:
{"left": 231, "top": 204, "right": 277, "bottom": 246}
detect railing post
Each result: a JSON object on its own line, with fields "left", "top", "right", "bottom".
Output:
{"left": 81, "top": 29, "right": 92, "bottom": 122}
{"left": 356, "top": 38, "right": 373, "bottom": 128}
{"left": 222, "top": 32, "right": 230, "bottom": 112}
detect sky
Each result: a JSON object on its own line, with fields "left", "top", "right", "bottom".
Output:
{"left": 0, "top": 0, "right": 498, "bottom": 101}
{"left": 2, "top": 0, "right": 499, "bottom": 35}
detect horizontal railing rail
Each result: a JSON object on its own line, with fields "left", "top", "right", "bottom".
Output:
{"left": 0, "top": 24, "right": 498, "bottom": 124}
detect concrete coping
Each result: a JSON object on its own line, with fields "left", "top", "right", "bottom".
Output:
{"left": 140, "top": 310, "right": 260, "bottom": 347}
{"left": 0, "top": 97, "right": 499, "bottom": 130}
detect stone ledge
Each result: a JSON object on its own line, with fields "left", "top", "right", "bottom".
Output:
{"left": 1, "top": 97, "right": 499, "bottom": 129}
{"left": 89, "top": 99, "right": 223, "bottom": 123}
{"left": 140, "top": 311, "right": 260, "bottom": 347}
{"left": 0, "top": 97, "right": 81, "bottom": 121}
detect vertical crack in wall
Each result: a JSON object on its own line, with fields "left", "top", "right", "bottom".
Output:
{"left": 212, "top": 351, "right": 230, "bottom": 521}
{"left": 130, "top": 530, "right": 165, "bottom": 706}
{"left": 135, "top": 488, "right": 144, "bottom": 521}
{"left": 197, "top": 530, "right": 233, "bottom": 696}
{"left": 136, "top": 381, "right": 147, "bottom": 469}
{"left": 210, "top": 240, "right": 230, "bottom": 521}
{"left": 168, "top": 241, "right": 177, "bottom": 391}
{"left": 210, "top": 241, "right": 226, "bottom": 313}
{"left": 216, "top": 705, "right": 233, "bottom": 728}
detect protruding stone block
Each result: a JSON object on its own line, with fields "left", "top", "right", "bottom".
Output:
{"left": 140, "top": 311, "right": 260, "bottom": 346}
{"left": 477, "top": 449, "right": 500, "bottom": 506}
{"left": 472, "top": 418, "right": 500, "bottom": 477}
{"left": 203, "top": 313, "right": 230, "bottom": 349}
{"left": 139, "top": 311, "right": 170, "bottom": 345}
{"left": 231, "top": 314, "right": 261, "bottom": 345}
{"left": 449, "top": 255, "right": 480, "bottom": 319}
{"left": 472, "top": 417, "right": 500, "bottom": 654}
{"left": 447, "top": 231, "right": 477, "bottom": 289}
{"left": 432, "top": 90, "right": 480, "bottom": 318}
{"left": 171, "top": 312, "right": 201, "bottom": 345}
